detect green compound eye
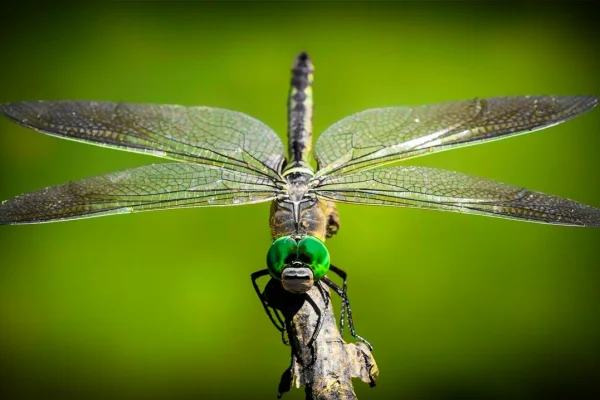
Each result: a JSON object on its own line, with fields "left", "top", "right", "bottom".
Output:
{"left": 266, "top": 236, "right": 298, "bottom": 280}
{"left": 297, "top": 236, "right": 330, "bottom": 280}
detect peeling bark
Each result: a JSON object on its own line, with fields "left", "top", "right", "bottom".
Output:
{"left": 263, "top": 279, "right": 378, "bottom": 399}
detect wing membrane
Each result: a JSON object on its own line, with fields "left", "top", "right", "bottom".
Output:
{"left": 314, "top": 96, "right": 597, "bottom": 177}
{"left": 313, "top": 166, "right": 600, "bottom": 226}
{"left": 0, "top": 163, "right": 280, "bottom": 225}
{"left": 0, "top": 101, "right": 285, "bottom": 180}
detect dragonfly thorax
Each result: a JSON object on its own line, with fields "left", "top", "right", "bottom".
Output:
{"left": 282, "top": 162, "right": 314, "bottom": 198}
{"left": 287, "top": 180, "right": 309, "bottom": 203}
{"left": 270, "top": 165, "right": 333, "bottom": 241}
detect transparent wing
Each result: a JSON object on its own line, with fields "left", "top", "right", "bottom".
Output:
{"left": 314, "top": 96, "right": 597, "bottom": 178}
{"left": 0, "top": 101, "right": 285, "bottom": 180}
{"left": 0, "top": 163, "right": 281, "bottom": 225}
{"left": 313, "top": 166, "right": 600, "bottom": 227}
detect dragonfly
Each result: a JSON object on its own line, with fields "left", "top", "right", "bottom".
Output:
{"left": 1, "top": 52, "right": 599, "bottom": 350}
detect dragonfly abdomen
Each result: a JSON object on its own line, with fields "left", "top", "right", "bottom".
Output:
{"left": 287, "top": 52, "right": 314, "bottom": 167}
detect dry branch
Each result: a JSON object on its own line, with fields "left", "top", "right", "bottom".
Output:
{"left": 263, "top": 279, "right": 378, "bottom": 399}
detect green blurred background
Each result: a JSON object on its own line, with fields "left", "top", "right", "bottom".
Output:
{"left": 1, "top": 2, "right": 599, "bottom": 399}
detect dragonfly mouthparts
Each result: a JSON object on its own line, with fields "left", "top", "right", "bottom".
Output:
{"left": 282, "top": 266, "right": 314, "bottom": 294}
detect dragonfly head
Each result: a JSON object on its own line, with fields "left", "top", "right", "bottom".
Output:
{"left": 266, "top": 235, "right": 330, "bottom": 294}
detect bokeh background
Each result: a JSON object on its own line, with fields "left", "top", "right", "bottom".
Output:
{"left": 1, "top": 2, "right": 599, "bottom": 399}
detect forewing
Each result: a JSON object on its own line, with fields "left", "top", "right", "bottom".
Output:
{"left": 314, "top": 96, "right": 597, "bottom": 177}
{"left": 313, "top": 166, "right": 600, "bottom": 227}
{"left": 0, "top": 101, "right": 285, "bottom": 180}
{"left": 0, "top": 163, "right": 280, "bottom": 225}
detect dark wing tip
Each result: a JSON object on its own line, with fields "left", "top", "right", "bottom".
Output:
{"left": 0, "top": 200, "right": 18, "bottom": 225}
{"left": 583, "top": 95, "right": 598, "bottom": 106}
{"left": 0, "top": 101, "right": 18, "bottom": 117}
{"left": 522, "top": 95, "right": 598, "bottom": 119}
{"left": 0, "top": 101, "right": 45, "bottom": 125}
{"left": 586, "top": 95, "right": 598, "bottom": 112}
{"left": 560, "top": 95, "right": 598, "bottom": 117}
{"left": 571, "top": 95, "right": 598, "bottom": 111}
{"left": 561, "top": 197, "right": 600, "bottom": 227}
{"left": 0, "top": 195, "right": 35, "bottom": 225}
{"left": 582, "top": 203, "right": 600, "bottom": 227}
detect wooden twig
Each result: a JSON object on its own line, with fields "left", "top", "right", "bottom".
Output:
{"left": 263, "top": 279, "right": 378, "bottom": 399}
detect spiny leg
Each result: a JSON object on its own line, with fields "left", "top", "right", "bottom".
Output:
{"left": 279, "top": 318, "right": 290, "bottom": 346}
{"left": 306, "top": 280, "right": 331, "bottom": 349}
{"left": 316, "top": 278, "right": 330, "bottom": 310}
{"left": 250, "top": 269, "right": 288, "bottom": 344}
{"left": 304, "top": 291, "right": 324, "bottom": 349}
{"left": 328, "top": 264, "right": 348, "bottom": 336}
{"left": 321, "top": 276, "right": 373, "bottom": 350}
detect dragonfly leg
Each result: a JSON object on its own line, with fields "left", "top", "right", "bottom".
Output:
{"left": 304, "top": 291, "right": 324, "bottom": 349}
{"left": 251, "top": 269, "right": 288, "bottom": 344}
{"left": 280, "top": 317, "right": 290, "bottom": 346}
{"left": 321, "top": 276, "right": 373, "bottom": 351}
{"left": 328, "top": 264, "right": 348, "bottom": 336}
{"left": 316, "top": 278, "right": 330, "bottom": 310}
